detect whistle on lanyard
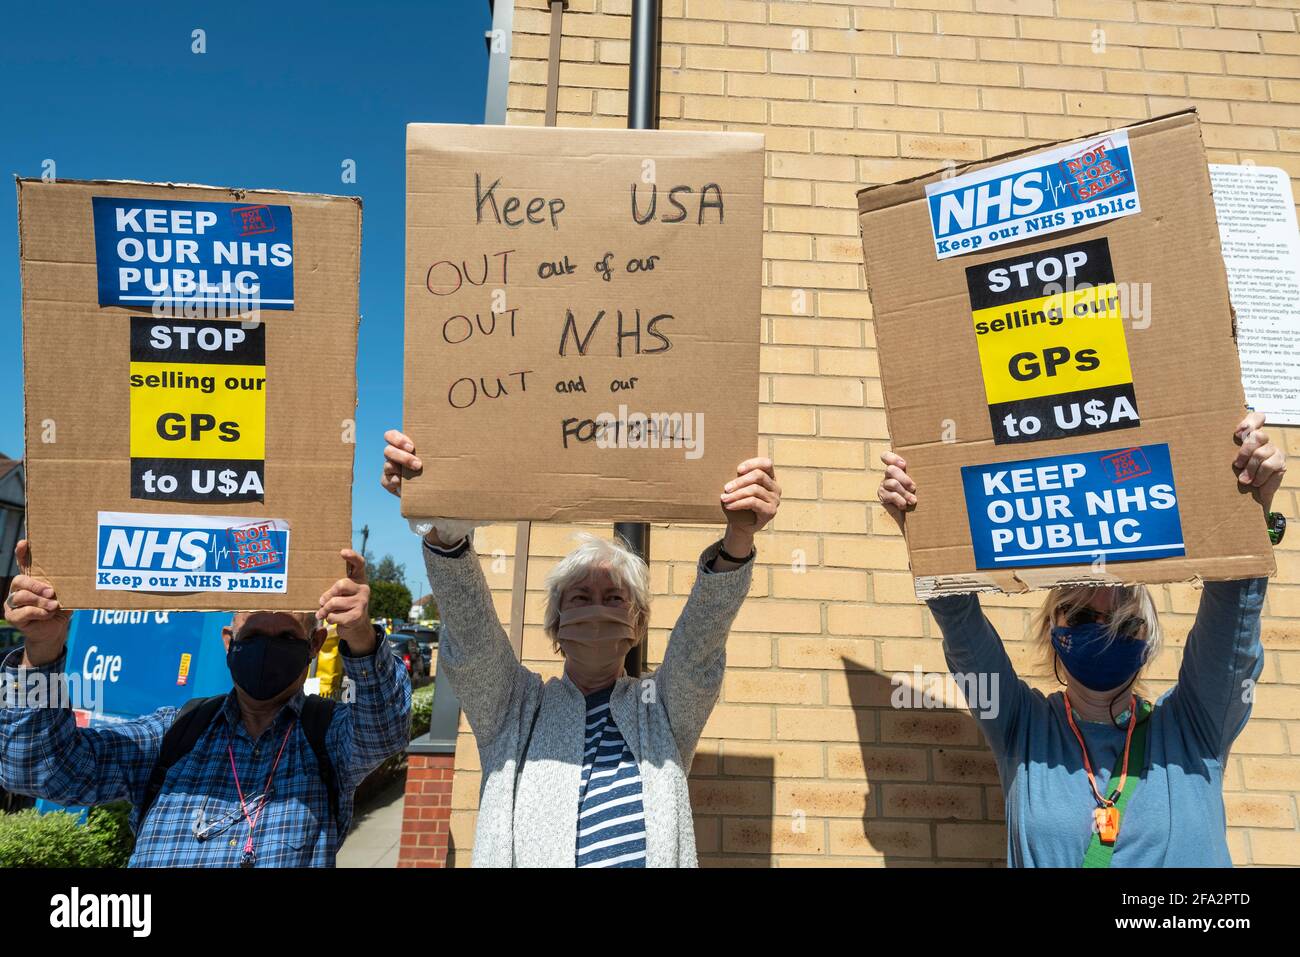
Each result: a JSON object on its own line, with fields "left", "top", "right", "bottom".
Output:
{"left": 1094, "top": 804, "right": 1121, "bottom": 845}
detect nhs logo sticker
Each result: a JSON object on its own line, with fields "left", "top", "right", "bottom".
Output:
{"left": 925, "top": 129, "right": 1141, "bottom": 259}
{"left": 95, "top": 512, "right": 290, "bottom": 594}
{"left": 91, "top": 197, "right": 295, "bottom": 310}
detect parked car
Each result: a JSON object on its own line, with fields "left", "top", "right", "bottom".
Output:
{"left": 385, "top": 635, "right": 432, "bottom": 688}
{"left": 395, "top": 623, "right": 439, "bottom": 663}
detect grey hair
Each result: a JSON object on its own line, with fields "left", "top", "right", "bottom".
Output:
{"left": 543, "top": 532, "right": 651, "bottom": 651}
{"left": 1030, "top": 584, "right": 1163, "bottom": 683}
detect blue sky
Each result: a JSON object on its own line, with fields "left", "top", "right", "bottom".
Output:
{"left": 0, "top": 1, "right": 492, "bottom": 597}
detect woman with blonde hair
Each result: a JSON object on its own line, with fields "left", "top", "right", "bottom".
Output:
{"left": 877, "top": 413, "right": 1286, "bottom": 867}
{"left": 381, "top": 429, "right": 780, "bottom": 868}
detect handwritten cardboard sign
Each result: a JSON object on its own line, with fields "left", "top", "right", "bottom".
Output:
{"left": 402, "top": 125, "right": 763, "bottom": 523}
{"left": 19, "top": 178, "right": 360, "bottom": 611}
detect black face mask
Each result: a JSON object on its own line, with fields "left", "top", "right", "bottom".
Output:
{"left": 227, "top": 633, "right": 313, "bottom": 701}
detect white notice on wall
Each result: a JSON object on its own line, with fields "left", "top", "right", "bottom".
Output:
{"left": 1210, "top": 164, "right": 1300, "bottom": 425}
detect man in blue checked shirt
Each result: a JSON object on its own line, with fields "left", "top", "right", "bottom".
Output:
{"left": 0, "top": 540, "right": 411, "bottom": 867}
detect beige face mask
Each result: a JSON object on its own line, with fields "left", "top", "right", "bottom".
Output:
{"left": 557, "top": 605, "right": 636, "bottom": 691}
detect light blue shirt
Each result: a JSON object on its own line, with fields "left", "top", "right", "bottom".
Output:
{"left": 928, "top": 578, "right": 1266, "bottom": 867}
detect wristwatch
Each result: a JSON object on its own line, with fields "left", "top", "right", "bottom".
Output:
{"left": 1267, "top": 512, "right": 1286, "bottom": 546}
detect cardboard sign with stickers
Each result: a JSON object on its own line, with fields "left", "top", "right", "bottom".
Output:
{"left": 18, "top": 178, "right": 360, "bottom": 610}
{"left": 858, "top": 111, "right": 1275, "bottom": 596}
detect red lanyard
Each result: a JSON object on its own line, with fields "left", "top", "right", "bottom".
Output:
{"left": 1063, "top": 693, "right": 1137, "bottom": 807}
{"left": 228, "top": 720, "right": 295, "bottom": 866}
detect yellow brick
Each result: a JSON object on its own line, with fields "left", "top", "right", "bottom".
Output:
{"left": 771, "top": 317, "right": 862, "bottom": 347}
{"left": 979, "top": 37, "right": 1060, "bottom": 64}
{"left": 975, "top": 0, "right": 1054, "bottom": 13}
{"left": 829, "top": 745, "right": 928, "bottom": 781}
{"left": 856, "top": 104, "right": 943, "bottom": 133}
{"left": 1058, "top": 0, "right": 1135, "bottom": 20}
{"left": 722, "top": 741, "right": 827, "bottom": 777}
{"left": 771, "top": 204, "right": 857, "bottom": 235}
{"left": 819, "top": 407, "right": 889, "bottom": 439}
{"left": 812, "top": 77, "right": 895, "bottom": 105}
{"left": 723, "top": 816, "right": 828, "bottom": 854}
{"left": 773, "top": 567, "right": 870, "bottom": 600}
{"left": 1066, "top": 92, "right": 1149, "bottom": 119}
{"left": 727, "top": 22, "right": 809, "bottom": 49}
{"left": 1241, "top": 756, "right": 1300, "bottom": 790}
{"left": 944, "top": 111, "right": 1025, "bottom": 138}
{"left": 779, "top": 635, "right": 878, "bottom": 670}
{"left": 769, "top": 260, "right": 861, "bottom": 289}
{"left": 770, "top": 1, "right": 852, "bottom": 28}
{"left": 777, "top": 706, "right": 876, "bottom": 742}
{"left": 775, "top": 780, "right": 871, "bottom": 817}
{"left": 882, "top": 784, "right": 983, "bottom": 820}
{"left": 1216, "top": 7, "right": 1296, "bottom": 33}
{"left": 773, "top": 499, "right": 871, "bottom": 534}
{"left": 854, "top": 7, "right": 934, "bottom": 32}
{"left": 770, "top": 151, "right": 859, "bottom": 182}
{"left": 699, "top": 703, "right": 772, "bottom": 741}
{"left": 1142, "top": 48, "right": 1224, "bottom": 74}
{"left": 683, "top": 0, "right": 767, "bottom": 24}
{"left": 935, "top": 11, "right": 1017, "bottom": 37}
{"left": 682, "top": 95, "right": 768, "bottom": 123}
{"left": 853, "top": 54, "right": 938, "bottom": 83}
{"left": 770, "top": 50, "right": 854, "bottom": 77}
{"left": 725, "top": 670, "right": 822, "bottom": 705}
{"left": 1188, "top": 74, "right": 1269, "bottom": 100}
{"left": 938, "top": 60, "right": 1021, "bottom": 87}
{"left": 828, "top": 819, "right": 932, "bottom": 857}
{"left": 1105, "top": 69, "right": 1186, "bottom": 96}
{"left": 900, "top": 133, "right": 983, "bottom": 161}
{"left": 1225, "top": 792, "right": 1296, "bottom": 829}
{"left": 661, "top": 19, "right": 726, "bottom": 46}
{"left": 1180, "top": 28, "right": 1260, "bottom": 54}
{"left": 1061, "top": 43, "right": 1142, "bottom": 70}
{"left": 660, "top": 71, "right": 726, "bottom": 95}
{"left": 688, "top": 778, "right": 776, "bottom": 815}
{"left": 830, "top": 602, "right": 925, "bottom": 638}
{"left": 982, "top": 87, "right": 1066, "bottom": 114}
{"left": 731, "top": 598, "right": 824, "bottom": 633}
{"left": 684, "top": 45, "right": 768, "bottom": 73}
{"left": 881, "top": 709, "right": 982, "bottom": 746}
{"left": 727, "top": 72, "right": 810, "bottom": 100}
{"left": 771, "top": 100, "right": 856, "bottom": 129}
{"left": 1023, "top": 64, "right": 1105, "bottom": 92}
{"left": 1251, "top": 830, "right": 1300, "bottom": 866}
{"left": 1136, "top": 1, "right": 1214, "bottom": 27}
{"left": 810, "top": 29, "right": 896, "bottom": 56}
{"left": 896, "top": 34, "right": 978, "bottom": 61}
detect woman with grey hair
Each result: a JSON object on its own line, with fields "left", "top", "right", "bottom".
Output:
{"left": 381, "top": 429, "right": 781, "bottom": 867}
{"left": 877, "top": 413, "right": 1286, "bottom": 867}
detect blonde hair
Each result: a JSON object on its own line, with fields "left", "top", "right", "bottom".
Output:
{"left": 543, "top": 532, "right": 651, "bottom": 652}
{"left": 1030, "top": 584, "right": 1162, "bottom": 689}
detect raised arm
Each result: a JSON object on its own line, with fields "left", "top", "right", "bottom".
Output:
{"left": 878, "top": 453, "right": 1030, "bottom": 758}
{"left": 655, "top": 457, "right": 779, "bottom": 765}
{"left": 383, "top": 430, "right": 531, "bottom": 747}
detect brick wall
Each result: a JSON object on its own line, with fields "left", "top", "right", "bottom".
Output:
{"left": 398, "top": 752, "right": 456, "bottom": 867}
{"left": 445, "top": 0, "right": 1300, "bottom": 866}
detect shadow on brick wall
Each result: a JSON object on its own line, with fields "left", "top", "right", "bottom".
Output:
{"left": 842, "top": 656, "right": 1006, "bottom": 866}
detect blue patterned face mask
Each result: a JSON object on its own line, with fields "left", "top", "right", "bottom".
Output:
{"left": 1051, "top": 622, "right": 1148, "bottom": 692}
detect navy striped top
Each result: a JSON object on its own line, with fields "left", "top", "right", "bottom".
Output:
{"left": 576, "top": 686, "right": 647, "bottom": 868}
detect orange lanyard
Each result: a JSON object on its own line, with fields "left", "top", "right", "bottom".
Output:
{"left": 1063, "top": 693, "right": 1137, "bottom": 808}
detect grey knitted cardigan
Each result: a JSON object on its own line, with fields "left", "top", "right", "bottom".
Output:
{"left": 422, "top": 538, "right": 753, "bottom": 868}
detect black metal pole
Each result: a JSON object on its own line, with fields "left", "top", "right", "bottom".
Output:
{"left": 620, "top": 0, "right": 660, "bottom": 677}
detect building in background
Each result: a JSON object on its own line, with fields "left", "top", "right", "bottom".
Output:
{"left": 399, "top": 0, "right": 1300, "bottom": 869}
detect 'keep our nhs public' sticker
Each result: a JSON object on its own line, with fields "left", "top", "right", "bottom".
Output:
{"left": 925, "top": 129, "right": 1141, "bottom": 260}
{"left": 96, "top": 512, "right": 290, "bottom": 594}
{"left": 961, "top": 444, "right": 1185, "bottom": 569}
{"left": 92, "top": 197, "right": 294, "bottom": 309}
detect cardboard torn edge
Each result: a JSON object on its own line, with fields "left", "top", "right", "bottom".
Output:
{"left": 14, "top": 175, "right": 363, "bottom": 210}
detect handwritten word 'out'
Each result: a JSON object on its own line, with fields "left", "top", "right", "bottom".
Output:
{"left": 426, "top": 250, "right": 513, "bottom": 296}
{"left": 442, "top": 308, "right": 519, "bottom": 345}
{"left": 448, "top": 371, "right": 532, "bottom": 410}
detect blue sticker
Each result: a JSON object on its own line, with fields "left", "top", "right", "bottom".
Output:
{"left": 95, "top": 511, "right": 290, "bottom": 594}
{"left": 924, "top": 129, "right": 1141, "bottom": 259}
{"left": 961, "top": 444, "right": 1185, "bottom": 569}
{"left": 92, "top": 196, "right": 294, "bottom": 309}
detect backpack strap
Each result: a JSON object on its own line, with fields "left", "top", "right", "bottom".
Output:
{"left": 300, "top": 695, "right": 341, "bottom": 831}
{"left": 140, "top": 695, "right": 227, "bottom": 826}
{"left": 1082, "top": 699, "right": 1154, "bottom": 868}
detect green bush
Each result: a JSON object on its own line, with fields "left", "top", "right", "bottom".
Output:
{"left": 0, "top": 802, "right": 134, "bottom": 868}
{"left": 410, "top": 683, "right": 435, "bottom": 740}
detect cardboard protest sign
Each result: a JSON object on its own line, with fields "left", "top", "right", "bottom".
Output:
{"left": 18, "top": 178, "right": 360, "bottom": 610}
{"left": 402, "top": 124, "right": 763, "bottom": 523}
{"left": 858, "top": 111, "right": 1276, "bottom": 596}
